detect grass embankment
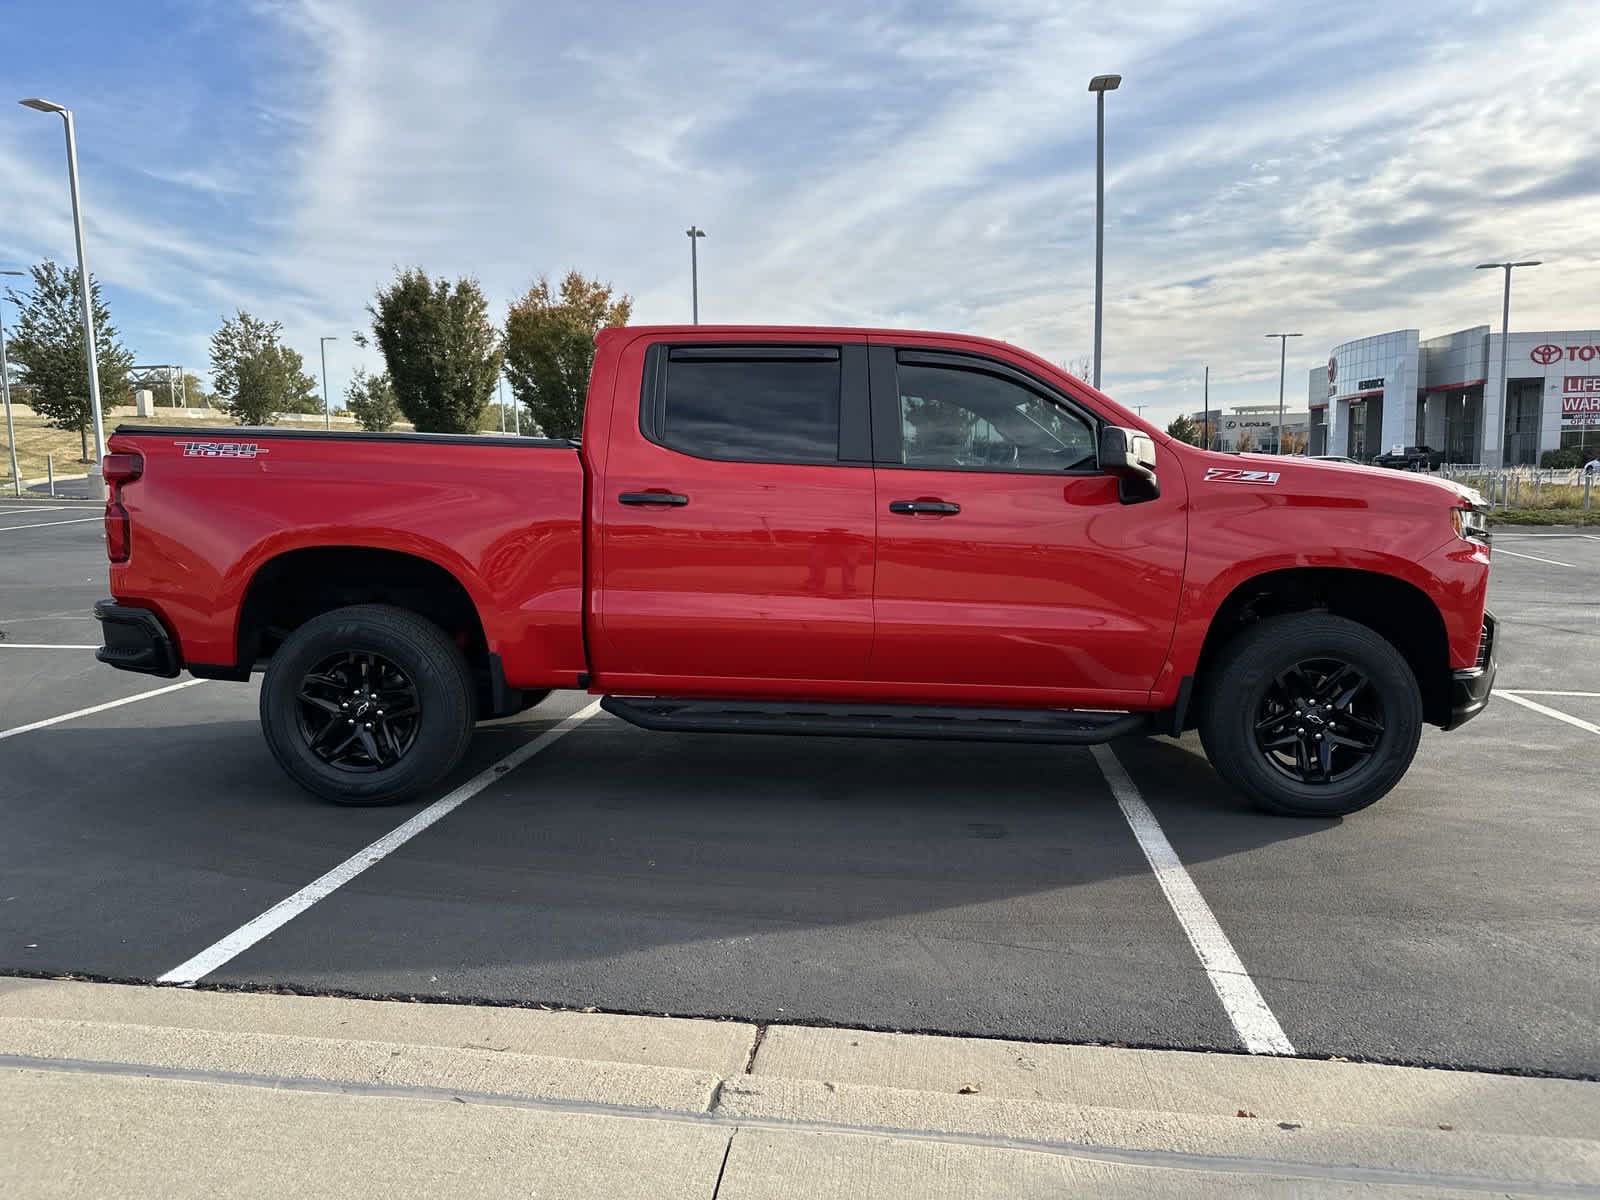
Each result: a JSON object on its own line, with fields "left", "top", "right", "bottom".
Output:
{"left": 1489, "top": 507, "right": 1598, "bottom": 526}
{"left": 1442, "top": 472, "right": 1596, "bottom": 526}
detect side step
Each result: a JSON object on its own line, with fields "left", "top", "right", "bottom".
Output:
{"left": 599, "top": 696, "right": 1151, "bottom": 745}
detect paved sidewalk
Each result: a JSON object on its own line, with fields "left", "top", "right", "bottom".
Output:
{"left": 1, "top": 979, "right": 1595, "bottom": 1198}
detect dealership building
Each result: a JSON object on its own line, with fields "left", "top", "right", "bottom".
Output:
{"left": 1304, "top": 326, "right": 1600, "bottom": 464}
{"left": 1190, "top": 405, "right": 1310, "bottom": 453}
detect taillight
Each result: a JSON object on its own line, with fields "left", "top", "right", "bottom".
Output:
{"left": 102, "top": 451, "right": 142, "bottom": 564}
{"left": 105, "top": 498, "right": 130, "bottom": 562}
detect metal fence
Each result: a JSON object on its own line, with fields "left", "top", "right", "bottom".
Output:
{"left": 1435, "top": 464, "right": 1594, "bottom": 511}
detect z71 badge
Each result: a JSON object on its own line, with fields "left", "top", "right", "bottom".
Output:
{"left": 174, "top": 441, "right": 267, "bottom": 459}
{"left": 1204, "top": 467, "right": 1279, "bottom": 485}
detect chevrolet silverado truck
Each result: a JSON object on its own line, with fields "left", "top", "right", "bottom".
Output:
{"left": 93, "top": 325, "right": 1496, "bottom": 817}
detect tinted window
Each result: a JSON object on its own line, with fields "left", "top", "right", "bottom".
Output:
{"left": 662, "top": 356, "right": 840, "bottom": 463}
{"left": 896, "top": 362, "right": 1095, "bottom": 472}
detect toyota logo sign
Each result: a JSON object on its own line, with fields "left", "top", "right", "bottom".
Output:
{"left": 1531, "top": 344, "right": 1563, "bottom": 365}
{"left": 1327, "top": 357, "right": 1337, "bottom": 382}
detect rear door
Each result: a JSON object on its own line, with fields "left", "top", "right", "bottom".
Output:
{"left": 596, "top": 338, "right": 876, "bottom": 687}
{"left": 867, "top": 343, "right": 1187, "bottom": 705}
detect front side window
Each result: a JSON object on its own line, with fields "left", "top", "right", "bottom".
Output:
{"left": 661, "top": 353, "right": 840, "bottom": 464}
{"left": 896, "top": 362, "right": 1095, "bottom": 472}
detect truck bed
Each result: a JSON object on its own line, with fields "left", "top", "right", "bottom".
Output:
{"left": 104, "top": 425, "right": 589, "bottom": 689}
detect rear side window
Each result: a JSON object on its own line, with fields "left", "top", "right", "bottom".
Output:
{"left": 660, "top": 350, "right": 841, "bottom": 464}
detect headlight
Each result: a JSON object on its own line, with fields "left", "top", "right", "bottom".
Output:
{"left": 1452, "top": 505, "right": 1490, "bottom": 544}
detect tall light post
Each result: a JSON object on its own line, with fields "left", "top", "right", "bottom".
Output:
{"left": 2, "top": 270, "right": 26, "bottom": 496}
{"left": 1087, "top": 74, "right": 1121, "bottom": 390}
{"left": 1202, "top": 364, "right": 1210, "bottom": 450}
{"left": 20, "top": 97, "right": 106, "bottom": 497}
{"left": 1476, "top": 261, "right": 1540, "bottom": 468}
{"left": 1265, "top": 332, "right": 1302, "bottom": 453}
{"left": 685, "top": 226, "right": 706, "bottom": 324}
{"left": 318, "top": 336, "right": 336, "bottom": 430}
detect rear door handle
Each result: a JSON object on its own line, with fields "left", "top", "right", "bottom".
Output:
{"left": 619, "top": 491, "right": 689, "bottom": 506}
{"left": 889, "top": 499, "right": 961, "bottom": 515}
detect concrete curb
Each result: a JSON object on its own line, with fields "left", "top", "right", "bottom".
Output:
{"left": 2, "top": 980, "right": 1596, "bottom": 1198}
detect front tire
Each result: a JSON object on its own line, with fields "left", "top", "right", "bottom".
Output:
{"left": 259, "top": 604, "right": 476, "bottom": 805}
{"left": 1198, "top": 613, "right": 1422, "bottom": 817}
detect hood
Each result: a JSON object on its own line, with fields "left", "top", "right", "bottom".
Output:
{"left": 1234, "top": 453, "right": 1485, "bottom": 507}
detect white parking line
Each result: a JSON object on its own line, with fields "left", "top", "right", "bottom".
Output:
{"left": 1498, "top": 691, "right": 1600, "bottom": 737}
{"left": 0, "top": 644, "right": 99, "bottom": 650}
{"left": 1501, "top": 689, "right": 1600, "bottom": 698}
{"left": 0, "top": 679, "right": 206, "bottom": 742}
{"left": 158, "top": 700, "right": 604, "bottom": 986}
{"left": 1493, "top": 547, "right": 1576, "bottom": 567}
{"left": 0, "top": 517, "right": 101, "bottom": 533}
{"left": 1091, "top": 744, "right": 1295, "bottom": 1056}
{"left": 0, "top": 505, "right": 83, "bottom": 515}
{"left": 1493, "top": 531, "right": 1597, "bottom": 538}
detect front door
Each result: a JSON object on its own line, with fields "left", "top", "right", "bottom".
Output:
{"left": 596, "top": 340, "right": 877, "bottom": 687}
{"left": 867, "top": 345, "right": 1187, "bottom": 706}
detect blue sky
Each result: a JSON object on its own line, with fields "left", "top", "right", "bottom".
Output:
{"left": 4, "top": 0, "right": 1596, "bottom": 423}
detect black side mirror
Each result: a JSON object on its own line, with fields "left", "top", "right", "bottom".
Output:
{"left": 1098, "top": 425, "right": 1160, "bottom": 503}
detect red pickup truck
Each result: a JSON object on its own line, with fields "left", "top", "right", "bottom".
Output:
{"left": 94, "top": 325, "right": 1495, "bottom": 817}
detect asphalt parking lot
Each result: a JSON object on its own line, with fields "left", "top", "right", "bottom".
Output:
{"left": 2, "top": 500, "right": 1597, "bottom": 1079}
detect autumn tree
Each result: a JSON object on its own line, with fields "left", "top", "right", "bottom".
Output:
{"left": 3, "top": 261, "right": 134, "bottom": 461}
{"left": 346, "top": 367, "right": 401, "bottom": 432}
{"left": 503, "top": 271, "right": 632, "bottom": 439}
{"left": 369, "top": 269, "right": 500, "bottom": 434}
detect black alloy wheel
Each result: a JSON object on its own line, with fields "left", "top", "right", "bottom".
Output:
{"left": 296, "top": 650, "right": 422, "bottom": 772}
{"left": 1252, "top": 658, "right": 1385, "bottom": 784}
{"left": 260, "top": 604, "right": 476, "bottom": 805}
{"left": 1197, "top": 612, "right": 1422, "bottom": 817}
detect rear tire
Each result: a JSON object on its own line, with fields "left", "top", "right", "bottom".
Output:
{"left": 1197, "top": 613, "right": 1422, "bottom": 817}
{"left": 259, "top": 604, "right": 476, "bottom": 806}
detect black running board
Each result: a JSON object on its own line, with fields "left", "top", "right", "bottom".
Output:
{"left": 599, "top": 696, "right": 1151, "bottom": 745}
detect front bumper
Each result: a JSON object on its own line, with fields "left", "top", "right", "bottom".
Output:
{"left": 1444, "top": 610, "right": 1495, "bottom": 730}
{"left": 94, "top": 599, "right": 180, "bottom": 678}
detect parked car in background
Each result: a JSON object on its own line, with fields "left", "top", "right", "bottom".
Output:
{"left": 1373, "top": 445, "right": 1444, "bottom": 471}
{"left": 92, "top": 324, "right": 1495, "bottom": 819}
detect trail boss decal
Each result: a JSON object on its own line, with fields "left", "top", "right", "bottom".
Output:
{"left": 1204, "top": 467, "right": 1280, "bottom": 485}
{"left": 174, "top": 441, "right": 267, "bottom": 459}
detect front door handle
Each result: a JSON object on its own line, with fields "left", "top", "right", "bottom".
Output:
{"left": 889, "top": 499, "right": 961, "bottom": 515}
{"left": 619, "top": 491, "right": 689, "bottom": 506}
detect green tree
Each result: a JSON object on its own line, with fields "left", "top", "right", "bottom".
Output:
{"left": 369, "top": 268, "right": 500, "bottom": 434}
{"left": 346, "top": 367, "right": 401, "bottom": 432}
{"left": 1166, "top": 413, "right": 1200, "bottom": 445}
{"left": 3, "top": 261, "right": 134, "bottom": 461}
{"left": 209, "top": 311, "right": 319, "bottom": 425}
{"left": 503, "top": 271, "right": 632, "bottom": 439}
{"left": 181, "top": 371, "right": 216, "bottom": 409}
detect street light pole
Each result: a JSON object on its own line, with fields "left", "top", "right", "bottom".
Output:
{"left": 319, "top": 336, "right": 336, "bottom": 430}
{"left": 1265, "top": 333, "right": 1303, "bottom": 453}
{"left": 20, "top": 98, "right": 106, "bottom": 497}
{"left": 2, "top": 270, "right": 26, "bottom": 495}
{"left": 1087, "top": 74, "right": 1121, "bottom": 390}
{"left": 1476, "top": 261, "right": 1541, "bottom": 469}
{"left": 1202, "top": 365, "right": 1209, "bottom": 450}
{"left": 685, "top": 226, "right": 706, "bottom": 324}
